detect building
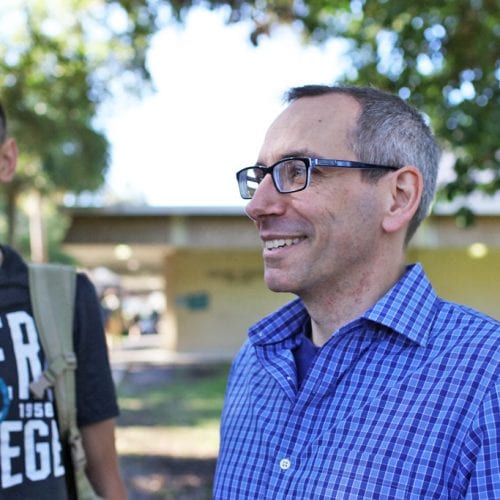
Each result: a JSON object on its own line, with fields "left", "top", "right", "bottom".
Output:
{"left": 63, "top": 206, "right": 500, "bottom": 355}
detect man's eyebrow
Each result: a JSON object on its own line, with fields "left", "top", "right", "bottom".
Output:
{"left": 255, "top": 149, "right": 318, "bottom": 166}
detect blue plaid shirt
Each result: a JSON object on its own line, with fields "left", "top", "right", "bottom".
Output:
{"left": 214, "top": 264, "right": 499, "bottom": 498}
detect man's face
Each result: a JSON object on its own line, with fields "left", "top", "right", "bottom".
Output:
{"left": 245, "top": 93, "right": 389, "bottom": 300}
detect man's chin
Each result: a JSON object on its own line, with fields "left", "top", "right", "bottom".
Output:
{"left": 264, "top": 273, "right": 298, "bottom": 294}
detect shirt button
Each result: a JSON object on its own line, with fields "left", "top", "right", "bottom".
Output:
{"left": 279, "top": 458, "right": 291, "bottom": 470}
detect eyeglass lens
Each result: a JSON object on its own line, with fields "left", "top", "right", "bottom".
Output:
{"left": 275, "top": 158, "right": 308, "bottom": 193}
{"left": 239, "top": 159, "right": 309, "bottom": 198}
{"left": 240, "top": 168, "right": 263, "bottom": 198}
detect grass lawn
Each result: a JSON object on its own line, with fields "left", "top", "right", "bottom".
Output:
{"left": 116, "top": 362, "right": 230, "bottom": 499}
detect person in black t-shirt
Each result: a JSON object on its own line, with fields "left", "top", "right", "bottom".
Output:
{"left": 0, "top": 102, "right": 126, "bottom": 499}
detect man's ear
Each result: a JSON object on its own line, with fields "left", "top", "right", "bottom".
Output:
{"left": 381, "top": 165, "right": 423, "bottom": 234}
{"left": 0, "top": 138, "right": 18, "bottom": 183}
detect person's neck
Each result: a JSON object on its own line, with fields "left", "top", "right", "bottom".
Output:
{"left": 302, "top": 261, "right": 406, "bottom": 347}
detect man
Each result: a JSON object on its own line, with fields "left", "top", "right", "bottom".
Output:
{"left": 0, "top": 102, "right": 127, "bottom": 498}
{"left": 214, "top": 85, "right": 499, "bottom": 498}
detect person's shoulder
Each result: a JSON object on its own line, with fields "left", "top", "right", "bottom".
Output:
{"left": 437, "top": 299, "right": 499, "bottom": 329}
{"left": 434, "top": 298, "right": 499, "bottom": 350}
{"left": 75, "top": 269, "right": 98, "bottom": 295}
{"left": 1, "top": 244, "right": 28, "bottom": 270}
{"left": 0, "top": 244, "right": 29, "bottom": 286}
{"left": 73, "top": 270, "right": 102, "bottom": 314}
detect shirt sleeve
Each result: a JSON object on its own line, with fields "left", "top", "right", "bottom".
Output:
{"left": 464, "top": 379, "right": 500, "bottom": 498}
{"left": 73, "top": 272, "right": 120, "bottom": 427}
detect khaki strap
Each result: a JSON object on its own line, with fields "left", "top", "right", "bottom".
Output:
{"left": 28, "top": 264, "right": 103, "bottom": 500}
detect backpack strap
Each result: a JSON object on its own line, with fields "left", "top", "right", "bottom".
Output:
{"left": 28, "top": 263, "right": 103, "bottom": 500}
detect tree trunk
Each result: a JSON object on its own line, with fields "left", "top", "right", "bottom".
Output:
{"left": 5, "top": 183, "right": 19, "bottom": 247}
{"left": 27, "top": 190, "right": 47, "bottom": 263}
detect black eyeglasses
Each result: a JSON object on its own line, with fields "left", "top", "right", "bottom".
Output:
{"left": 236, "top": 157, "right": 400, "bottom": 199}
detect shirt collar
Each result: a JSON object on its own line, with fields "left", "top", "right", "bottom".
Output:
{"left": 249, "top": 297, "right": 308, "bottom": 347}
{"left": 249, "top": 263, "right": 438, "bottom": 348}
{"left": 363, "top": 263, "right": 438, "bottom": 347}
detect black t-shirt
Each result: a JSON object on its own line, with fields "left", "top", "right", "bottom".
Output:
{"left": 0, "top": 245, "right": 119, "bottom": 499}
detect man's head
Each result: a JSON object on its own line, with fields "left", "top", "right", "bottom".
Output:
{"left": 0, "top": 101, "right": 18, "bottom": 184}
{"left": 241, "top": 85, "right": 439, "bottom": 299}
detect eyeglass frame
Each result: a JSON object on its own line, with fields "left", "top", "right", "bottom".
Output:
{"left": 236, "top": 156, "right": 401, "bottom": 199}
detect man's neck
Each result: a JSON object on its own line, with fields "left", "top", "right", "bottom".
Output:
{"left": 303, "top": 262, "right": 406, "bottom": 347}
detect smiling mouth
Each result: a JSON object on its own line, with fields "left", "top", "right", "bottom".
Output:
{"left": 264, "top": 237, "right": 305, "bottom": 251}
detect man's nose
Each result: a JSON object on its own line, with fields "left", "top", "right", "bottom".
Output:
{"left": 245, "top": 174, "right": 286, "bottom": 221}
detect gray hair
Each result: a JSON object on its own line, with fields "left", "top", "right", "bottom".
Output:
{"left": 285, "top": 85, "right": 440, "bottom": 242}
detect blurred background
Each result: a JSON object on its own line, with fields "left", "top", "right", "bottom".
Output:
{"left": 1, "top": 0, "right": 499, "bottom": 497}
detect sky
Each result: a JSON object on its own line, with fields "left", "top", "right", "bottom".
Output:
{"left": 102, "top": 7, "right": 349, "bottom": 207}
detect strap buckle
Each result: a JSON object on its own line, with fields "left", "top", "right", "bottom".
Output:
{"left": 29, "top": 352, "right": 77, "bottom": 399}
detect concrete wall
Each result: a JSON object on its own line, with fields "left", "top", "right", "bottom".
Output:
{"left": 164, "top": 247, "right": 499, "bottom": 357}
{"left": 408, "top": 248, "right": 500, "bottom": 320}
{"left": 164, "top": 249, "right": 294, "bottom": 355}
{"left": 62, "top": 209, "right": 499, "bottom": 355}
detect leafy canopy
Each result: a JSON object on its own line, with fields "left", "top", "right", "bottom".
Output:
{"left": 1, "top": 0, "right": 498, "bottom": 214}
{"left": 204, "top": 0, "right": 499, "bottom": 216}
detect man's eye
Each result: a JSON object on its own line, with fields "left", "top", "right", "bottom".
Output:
{"left": 250, "top": 169, "right": 265, "bottom": 182}
{"left": 284, "top": 162, "right": 306, "bottom": 178}
{"left": 292, "top": 166, "right": 306, "bottom": 178}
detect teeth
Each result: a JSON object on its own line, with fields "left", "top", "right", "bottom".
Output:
{"left": 264, "top": 238, "right": 303, "bottom": 250}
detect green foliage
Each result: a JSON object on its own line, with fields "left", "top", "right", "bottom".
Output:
{"left": 199, "top": 0, "right": 499, "bottom": 214}
{"left": 0, "top": 0, "right": 151, "bottom": 196}
{"left": 334, "top": 0, "right": 500, "bottom": 207}
{"left": 0, "top": 0, "right": 158, "bottom": 253}
{"left": 0, "top": 0, "right": 498, "bottom": 247}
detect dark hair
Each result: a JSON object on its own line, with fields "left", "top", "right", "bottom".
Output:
{"left": 0, "top": 102, "right": 6, "bottom": 144}
{"left": 285, "top": 85, "right": 440, "bottom": 241}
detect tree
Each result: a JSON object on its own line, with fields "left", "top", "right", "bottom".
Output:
{"left": 0, "top": 0, "right": 157, "bottom": 258}
{"left": 1, "top": 0, "right": 498, "bottom": 260}
{"left": 207, "top": 0, "right": 499, "bottom": 221}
